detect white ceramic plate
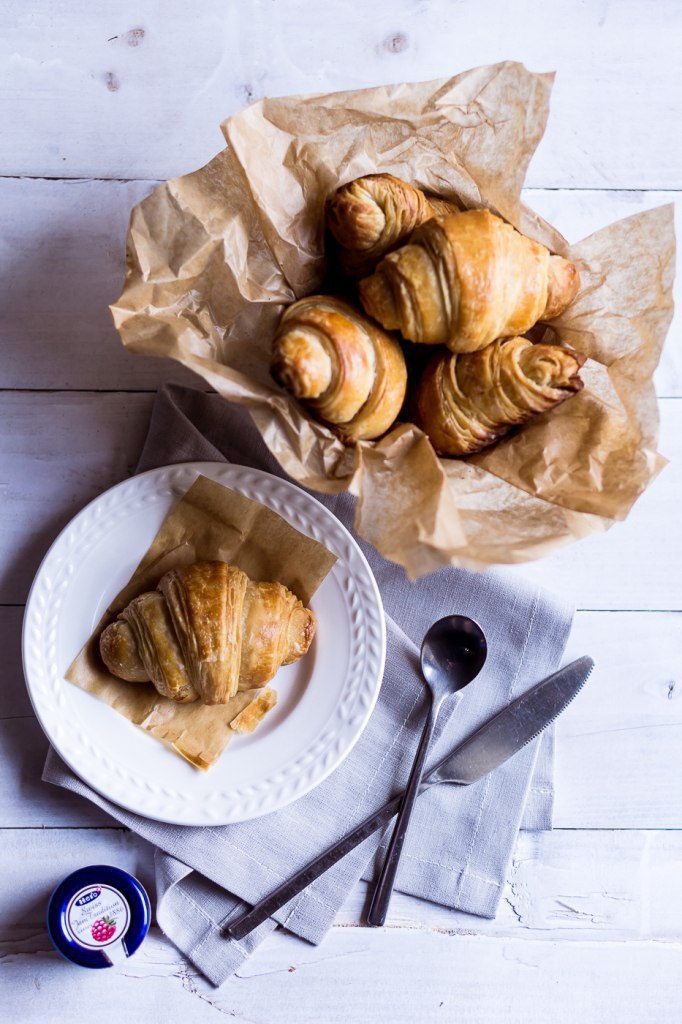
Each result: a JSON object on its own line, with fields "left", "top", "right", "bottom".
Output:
{"left": 23, "top": 463, "right": 386, "bottom": 825}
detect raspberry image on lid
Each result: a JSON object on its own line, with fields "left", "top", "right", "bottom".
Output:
{"left": 91, "top": 916, "right": 117, "bottom": 943}
{"left": 47, "top": 865, "right": 151, "bottom": 969}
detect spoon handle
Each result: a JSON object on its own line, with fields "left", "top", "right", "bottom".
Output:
{"left": 366, "top": 694, "right": 440, "bottom": 927}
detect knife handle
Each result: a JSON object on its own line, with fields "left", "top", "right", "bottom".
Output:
{"left": 224, "top": 790, "right": 411, "bottom": 941}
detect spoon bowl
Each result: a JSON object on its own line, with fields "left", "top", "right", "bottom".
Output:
{"left": 420, "top": 615, "right": 488, "bottom": 697}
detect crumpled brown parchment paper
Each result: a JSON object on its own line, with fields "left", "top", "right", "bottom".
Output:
{"left": 66, "top": 475, "right": 336, "bottom": 769}
{"left": 111, "top": 61, "right": 676, "bottom": 578}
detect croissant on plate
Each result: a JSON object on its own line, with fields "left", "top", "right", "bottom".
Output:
{"left": 325, "top": 173, "right": 460, "bottom": 276}
{"left": 99, "top": 561, "right": 316, "bottom": 705}
{"left": 271, "top": 295, "right": 407, "bottom": 442}
{"left": 413, "top": 336, "right": 586, "bottom": 457}
{"left": 359, "top": 209, "right": 581, "bottom": 353}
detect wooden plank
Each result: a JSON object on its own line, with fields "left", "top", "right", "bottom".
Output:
{"left": 0, "top": 718, "right": 116, "bottom": 827}
{"left": 2, "top": 827, "right": 681, "bottom": 942}
{"left": 2, "top": 391, "right": 682, "bottom": 609}
{"left": 0, "top": 606, "right": 32, "bottom": 716}
{"left": 202, "top": 933, "right": 682, "bottom": 1023}
{"left": 1, "top": 923, "right": 680, "bottom": 1023}
{"left": 1, "top": 1, "right": 681, "bottom": 188}
{"left": 5, "top": 605, "right": 682, "bottom": 828}
{"left": 0, "top": 178, "right": 679, "bottom": 393}
{"left": 556, "top": 611, "right": 682, "bottom": 828}
{"left": 0, "top": 178, "right": 198, "bottom": 391}
{"left": 0, "top": 928, "right": 221, "bottom": 1024}
{"left": 0, "top": 392, "right": 152, "bottom": 604}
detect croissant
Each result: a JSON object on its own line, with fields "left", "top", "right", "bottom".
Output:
{"left": 271, "top": 295, "right": 407, "bottom": 442}
{"left": 325, "top": 173, "right": 460, "bottom": 276}
{"left": 99, "top": 561, "right": 316, "bottom": 705}
{"left": 358, "top": 209, "right": 581, "bottom": 353}
{"left": 413, "top": 337, "right": 586, "bottom": 457}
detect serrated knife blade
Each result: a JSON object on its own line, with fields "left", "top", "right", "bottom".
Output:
{"left": 427, "top": 654, "right": 594, "bottom": 787}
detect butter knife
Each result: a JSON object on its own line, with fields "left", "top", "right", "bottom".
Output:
{"left": 225, "top": 655, "right": 593, "bottom": 940}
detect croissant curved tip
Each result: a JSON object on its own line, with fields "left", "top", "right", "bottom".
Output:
{"left": 519, "top": 339, "right": 586, "bottom": 394}
{"left": 282, "top": 605, "right": 317, "bottom": 665}
{"left": 99, "top": 620, "right": 150, "bottom": 683}
{"left": 271, "top": 329, "right": 332, "bottom": 400}
{"left": 544, "top": 256, "right": 581, "bottom": 319}
{"left": 325, "top": 183, "right": 387, "bottom": 252}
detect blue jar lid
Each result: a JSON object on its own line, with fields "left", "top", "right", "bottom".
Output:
{"left": 47, "top": 865, "right": 151, "bottom": 969}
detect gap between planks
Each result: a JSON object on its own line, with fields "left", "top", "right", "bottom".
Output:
{"left": 1, "top": 825, "right": 681, "bottom": 832}
{"left": 2, "top": 175, "right": 680, "bottom": 191}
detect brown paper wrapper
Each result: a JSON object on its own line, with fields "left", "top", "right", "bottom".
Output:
{"left": 111, "top": 62, "right": 676, "bottom": 578}
{"left": 66, "top": 475, "right": 337, "bottom": 769}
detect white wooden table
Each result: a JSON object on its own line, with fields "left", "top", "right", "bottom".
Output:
{"left": 2, "top": 3, "right": 681, "bottom": 1020}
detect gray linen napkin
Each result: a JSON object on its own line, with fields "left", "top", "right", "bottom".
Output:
{"left": 43, "top": 384, "right": 572, "bottom": 986}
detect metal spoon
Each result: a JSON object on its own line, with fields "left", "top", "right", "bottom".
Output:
{"left": 366, "top": 614, "right": 488, "bottom": 926}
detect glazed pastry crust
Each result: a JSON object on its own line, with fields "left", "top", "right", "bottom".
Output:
{"left": 159, "top": 562, "right": 247, "bottom": 705}
{"left": 239, "top": 580, "right": 309, "bottom": 687}
{"left": 325, "top": 173, "right": 461, "bottom": 276}
{"left": 120, "top": 591, "right": 197, "bottom": 702}
{"left": 99, "top": 561, "right": 316, "bottom": 706}
{"left": 414, "top": 337, "right": 586, "bottom": 456}
{"left": 271, "top": 295, "right": 407, "bottom": 442}
{"left": 359, "top": 209, "right": 581, "bottom": 353}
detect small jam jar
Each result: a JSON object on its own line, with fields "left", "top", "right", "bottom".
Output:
{"left": 47, "top": 865, "right": 151, "bottom": 969}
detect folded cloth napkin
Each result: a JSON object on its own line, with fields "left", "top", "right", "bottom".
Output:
{"left": 44, "top": 384, "right": 573, "bottom": 986}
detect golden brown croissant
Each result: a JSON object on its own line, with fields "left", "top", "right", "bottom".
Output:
{"left": 99, "top": 561, "right": 316, "bottom": 705}
{"left": 358, "top": 209, "right": 581, "bottom": 353}
{"left": 271, "top": 295, "right": 407, "bottom": 442}
{"left": 413, "top": 337, "right": 586, "bottom": 457}
{"left": 325, "top": 173, "right": 460, "bottom": 276}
